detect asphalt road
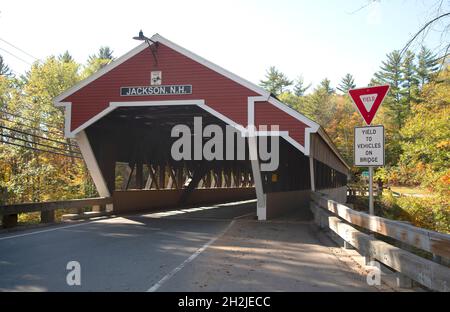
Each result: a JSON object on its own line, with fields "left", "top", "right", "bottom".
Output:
{"left": 0, "top": 200, "right": 378, "bottom": 292}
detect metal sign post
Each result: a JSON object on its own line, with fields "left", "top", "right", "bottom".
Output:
{"left": 354, "top": 125, "right": 385, "bottom": 215}
{"left": 369, "top": 166, "right": 374, "bottom": 215}
{"left": 349, "top": 85, "right": 389, "bottom": 216}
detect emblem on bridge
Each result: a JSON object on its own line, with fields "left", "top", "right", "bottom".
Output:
{"left": 151, "top": 71, "right": 162, "bottom": 85}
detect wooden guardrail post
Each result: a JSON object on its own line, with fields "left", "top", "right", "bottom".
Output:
{"left": 92, "top": 204, "right": 106, "bottom": 212}
{"left": 0, "top": 197, "right": 113, "bottom": 228}
{"left": 40, "top": 210, "right": 55, "bottom": 224}
{"left": 396, "top": 273, "right": 413, "bottom": 288}
{"left": 310, "top": 191, "right": 450, "bottom": 292}
{"left": 1, "top": 187, "right": 17, "bottom": 228}
{"left": 2, "top": 214, "right": 17, "bottom": 228}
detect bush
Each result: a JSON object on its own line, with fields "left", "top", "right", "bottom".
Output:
{"left": 381, "top": 191, "right": 450, "bottom": 234}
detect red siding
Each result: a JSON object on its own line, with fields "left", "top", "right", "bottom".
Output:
{"left": 64, "top": 44, "right": 259, "bottom": 130}
{"left": 255, "top": 102, "right": 306, "bottom": 147}
{"left": 64, "top": 43, "right": 307, "bottom": 149}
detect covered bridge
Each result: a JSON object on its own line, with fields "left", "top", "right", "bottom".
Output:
{"left": 54, "top": 34, "right": 349, "bottom": 220}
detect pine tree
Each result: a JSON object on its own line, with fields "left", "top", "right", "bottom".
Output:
{"left": 400, "top": 50, "right": 419, "bottom": 114}
{"left": 337, "top": 73, "right": 356, "bottom": 93}
{"left": 0, "top": 55, "right": 13, "bottom": 77}
{"left": 417, "top": 46, "right": 439, "bottom": 87}
{"left": 301, "top": 78, "right": 336, "bottom": 125}
{"left": 58, "top": 51, "right": 74, "bottom": 63}
{"left": 318, "top": 78, "right": 334, "bottom": 95}
{"left": 83, "top": 46, "right": 115, "bottom": 77}
{"left": 259, "top": 66, "right": 293, "bottom": 96}
{"left": 98, "top": 46, "right": 114, "bottom": 60}
{"left": 374, "top": 50, "right": 405, "bottom": 128}
{"left": 293, "top": 75, "right": 311, "bottom": 96}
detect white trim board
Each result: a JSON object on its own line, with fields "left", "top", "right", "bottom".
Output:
{"left": 75, "top": 131, "right": 110, "bottom": 197}
{"left": 54, "top": 43, "right": 148, "bottom": 104}
{"left": 54, "top": 33, "right": 347, "bottom": 168}
{"left": 62, "top": 98, "right": 309, "bottom": 156}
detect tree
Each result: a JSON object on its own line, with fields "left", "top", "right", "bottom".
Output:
{"left": 400, "top": 50, "right": 419, "bottom": 114}
{"left": 337, "top": 73, "right": 356, "bottom": 93}
{"left": 0, "top": 55, "right": 13, "bottom": 77}
{"left": 301, "top": 79, "right": 336, "bottom": 126}
{"left": 59, "top": 51, "right": 74, "bottom": 63}
{"left": 373, "top": 50, "right": 406, "bottom": 128}
{"left": 83, "top": 46, "right": 115, "bottom": 77}
{"left": 98, "top": 46, "right": 114, "bottom": 60}
{"left": 324, "top": 95, "right": 362, "bottom": 163}
{"left": 398, "top": 66, "right": 449, "bottom": 194}
{"left": 293, "top": 75, "right": 311, "bottom": 96}
{"left": 417, "top": 46, "right": 439, "bottom": 87}
{"left": 278, "top": 92, "right": 304, "bottom": 112}
{"left": 259, "top": 66, "right": 293, "bottom": 96}
{"left": 0, "top": 55, "right": 86, "bottom": 204}
{"left": 317, "top": 78, "right": 334, "bottom": 95}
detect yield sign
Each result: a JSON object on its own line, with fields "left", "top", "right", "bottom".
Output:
{"left": 348, "top": 85, "right": 390, "bottom": 125}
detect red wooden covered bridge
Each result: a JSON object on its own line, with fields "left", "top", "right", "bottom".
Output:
{"left": 54, "top": 34, "right": 349, "bottom": 220}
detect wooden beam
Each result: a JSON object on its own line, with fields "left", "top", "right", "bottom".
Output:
{"left": 136, "top": 162, "right": 144, "bottom": 189}
{"left": 311, "top": 203, "right": 450, "bottom": 292}
{"left": 125, "top": 162, "right": 135, "bottom": 190}
{"left": 0, "top": 197, "right": 113, "bottom": 215}
{"left": 145, "top": 164, "right": 158, "bottom": 189}
{"left": 75, "top": 131, "right": 111, "bottom": 197}
{"left": 159, "top": 164, "right": 165, "bottom": 190}
{"left": 311, "top": 192, "right": 450, "bottom": 260}
{"left": 168, "top": 166, "right": 178, "bottom": 189}
{"left": 121, "top": 165, "right": 132, "bottom": 190}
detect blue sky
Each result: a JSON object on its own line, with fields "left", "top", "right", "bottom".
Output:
{"left": 0, "top": 0, "right": 448, "bottom": 91}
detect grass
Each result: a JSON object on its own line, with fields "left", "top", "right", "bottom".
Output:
{"left": 348, "top": 190, "right": 450, "bottom": 234}
{"left": 389, "top": 186, "right": 431, "bottom": 196}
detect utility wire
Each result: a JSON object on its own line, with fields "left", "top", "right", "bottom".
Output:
{"left": 0, "top": 125, "right": 80, "bottom": 151}
{"left": 0, "top": 132, "right": 81, "bottom": 156}
{"left": 0, "top": 46, "right": 33, "bottom": 66}
{"left": 0, "top": 116, "right": 73, "bottom": 143}
{"left": 0, "top": 109, "right": 64, "bottom": 133}
{"left": 0, "top": 139, "right": 82, "bottom": 159}
{"left": 0, "top": 116, "right": 78, "bottom": 148}
{"left": 0, "top": 37, "right": 40, "bottom": 61}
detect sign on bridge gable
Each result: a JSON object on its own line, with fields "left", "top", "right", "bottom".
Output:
{"left": 354, "top": 125, "right": 384, "bottom": 167}
{"left": 348, "top": 85, "right": 390, "bottom": 125}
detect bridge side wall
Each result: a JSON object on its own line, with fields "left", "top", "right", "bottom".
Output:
{"left": 113, "top": 187, "right": 256, "bottom": 214}
{"left": 318, "top": 186, "right": 347, "bottom": 204}
{"left": 265, "top": 190, "right": 311, "bottom": 219}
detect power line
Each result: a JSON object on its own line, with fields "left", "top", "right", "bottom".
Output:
{"left": 0, "top": 116, "right": 77, "bottom": 147}
{"left": 0, "top": 132, "right": 81, "bottom": 156}
{"left": 0, "top": 46, "right": 33, "bottom": 66}
{"left": 0, "top": 109, "right": 64, "bottom": 133}
{"left": 0, "top": 125, "right": 80, "bottom": 151}
{"left": 0, "top": 37, "right": 39, "bottom": 61}
{"left": 0, "top": 139, "right": 82, "bottom": 159}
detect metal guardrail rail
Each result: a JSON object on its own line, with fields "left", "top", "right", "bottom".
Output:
{"left": 310, "top": 191, "right": 450, "bottom": 292}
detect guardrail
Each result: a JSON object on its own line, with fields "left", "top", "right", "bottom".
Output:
{"left": 310, "top": 191, "right": 450, "bottom": 292}
{"left": 0, "top": 197, "right": 113, "bottom": 228}
{"left": 347, "top": 185, "right": 380, "bottom": 197}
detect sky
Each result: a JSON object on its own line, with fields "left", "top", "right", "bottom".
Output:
{"left": 0, "top": 0, "right": 448, "bottom": 91}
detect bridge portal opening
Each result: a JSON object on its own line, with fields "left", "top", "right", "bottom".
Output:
{"left": 84, "top": 104, "right": 258, "bottom": 214}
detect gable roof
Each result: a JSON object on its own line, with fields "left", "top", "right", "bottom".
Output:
{"left": 54, "top": 33, "right": 349, "bottom": 170}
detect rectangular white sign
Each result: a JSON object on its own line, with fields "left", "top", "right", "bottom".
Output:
{"left": 354, "top": 125, "right": 384, "bottom": 167}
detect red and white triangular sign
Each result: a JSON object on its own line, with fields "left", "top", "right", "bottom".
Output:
{"left": 348, "top": 85, "right": 390, "bottom": 125}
